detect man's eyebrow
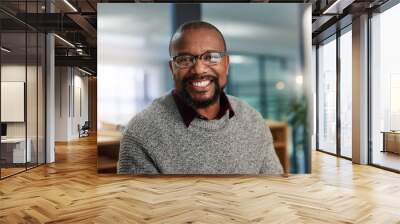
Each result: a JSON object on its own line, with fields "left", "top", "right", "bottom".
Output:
{"left": 174, "top": 52, "right": 193, "bottom": 56}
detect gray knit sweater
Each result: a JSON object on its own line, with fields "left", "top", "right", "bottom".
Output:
{"left": 117, "top": 92, "right": 283, "bottom": 175}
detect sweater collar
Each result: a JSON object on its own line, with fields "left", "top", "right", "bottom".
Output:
{"left": 172, "top": 89, "right": 235, "bottom": 128}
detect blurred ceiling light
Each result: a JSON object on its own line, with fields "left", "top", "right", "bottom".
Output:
{"left": 296, "top": 75, "right": 303, "bottom": 85}
{"left": 229, "top": 55, "right": 251, "bottom": 64}
{"left": 217, "top": 22, "right": 279, "bottom": 39}
{"left": 63, "top": 0, "right": 78, "bottom": 12}
{"left": 54, "top": 34, "right": 75, "bottom": 48}
{"left": 275, "top": 81, "right": 285, "bottom": 90}
{"left": 1, "top": 47, "right": 11, "bottom": 53}
{"left": 101, "top": 35, "right": 146, "bottom": 48}
{"left": 78, "top": 67, "right": 92, "bottom": 76}
{"left": 41, "top": 5, "right": 46, "bottom": 11}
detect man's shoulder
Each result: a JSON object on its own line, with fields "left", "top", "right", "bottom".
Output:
{"left": 226, "top": 94, "right": 271, "bottom": 141}
{"left": 226, "top": 94, "right": 263, "bottom": 120}
{"left": 123, "top": 92, "right": 175, "bottom": 137}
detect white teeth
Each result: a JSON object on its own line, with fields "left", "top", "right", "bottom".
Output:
{"left": 192, "top": 80, "right": 210, "bottom": 87}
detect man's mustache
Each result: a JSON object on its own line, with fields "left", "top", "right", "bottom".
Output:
{"left": 182, "top": 75, "right": 218, "bottom": 84}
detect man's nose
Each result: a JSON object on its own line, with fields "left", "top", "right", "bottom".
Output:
{"left": 190, "top": 58, "right": 209, "bottom": 74}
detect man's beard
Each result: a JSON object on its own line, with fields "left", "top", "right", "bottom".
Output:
{"left": 178, "top": 75, "right": 222, "bottom": 109}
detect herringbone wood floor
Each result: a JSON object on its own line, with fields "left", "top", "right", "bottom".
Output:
{"left": 1, "top": 135, "right": 400, "bottom": 224}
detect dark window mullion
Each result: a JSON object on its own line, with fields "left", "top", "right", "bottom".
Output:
{"left": 25, "top": 0, "right": 28, "bottom": 171}
{"left": 0, "top": 27, "right": 2, "bottom": 179}
{"left": 36, "top": 0, "right": 39, "bottom": 167}
{"left": 316, "top": 45, "right": 319, "bottom": 151}
{"left": 336, "top": 29, "right": 341, "bottom": 157}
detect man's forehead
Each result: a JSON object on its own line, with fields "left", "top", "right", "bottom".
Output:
{"left": 180, "top": 27, "right": 220, "bottom": 36}
{"left": 171, "top": 28, "right": 225, "bottom": 52}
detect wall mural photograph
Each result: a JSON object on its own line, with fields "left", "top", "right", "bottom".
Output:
{"left": 97, "top": 3, "right": 312, "bottom": 175}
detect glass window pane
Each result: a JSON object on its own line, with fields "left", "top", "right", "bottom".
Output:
{"left": 264, "top": 59, "right": 294, "bottom": 121}
{"left": 1, "top": 31, "right": 27, "bottom": 177}
{"left": 340, "top": 28, "right": 352, "bottom": 158}
{"left": 38, "top": 32, "right": 46, "bottom": 165}
{"left": 228, "top": 55, "right": 261, "bottom": 110}
{"left": 27, "top": 31, "right": 38, "bottom": 168}
{"left": 318, "top": 36, "right": 337, "bottom": 154}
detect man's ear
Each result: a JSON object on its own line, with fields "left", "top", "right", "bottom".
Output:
{"left": 168, "top": 60, "right": 174, "bottom": 75}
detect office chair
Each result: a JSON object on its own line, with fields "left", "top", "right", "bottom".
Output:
{"left": 79, "top": 121, "right": 90, "bottom": 138}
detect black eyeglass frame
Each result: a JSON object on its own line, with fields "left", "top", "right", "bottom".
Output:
{"left": 170, "top": 51, "right": 227, "bottom": 68}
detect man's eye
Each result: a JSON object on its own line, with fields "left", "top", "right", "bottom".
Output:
{"left": 209, "top": 53, "right": 223, "bottom": 62}
{"left": 176, "top": 56, "right": 192, "bottom": 63}
{"left": 203, "top": 53, "right": 221, "bottom": 62}
{"left": 202, "top": 54, "right": 213, "bottom": 61}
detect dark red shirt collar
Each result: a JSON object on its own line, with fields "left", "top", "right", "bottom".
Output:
{"left": 172, "top": 89, "right": 235, "bottom": 127}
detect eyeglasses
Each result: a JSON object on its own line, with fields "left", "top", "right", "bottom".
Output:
{"left": 171, "top": 52, "right": 227, "bottom": 69}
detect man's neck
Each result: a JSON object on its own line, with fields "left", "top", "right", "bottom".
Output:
{"left": 195, "top": 100, "right": 221, "bottom": 120}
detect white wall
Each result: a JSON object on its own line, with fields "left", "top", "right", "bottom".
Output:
{"left": 55, "top": 67, "right": 89, "bottom": 141}
{"left": 55, "top": 66, "right": 69, "bottom": 141}
{"left": 72, "top": 73, "right": 89, "bottom": 138}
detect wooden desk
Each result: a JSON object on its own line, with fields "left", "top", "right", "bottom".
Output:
{"left": 97, "top": 131, "right": 122, "bottom": 173}
{"left": 382, "top": 131, "right": 400, "bottom": 154}
{"left": 266, "top": 121, "right": 289, "bottom": 174}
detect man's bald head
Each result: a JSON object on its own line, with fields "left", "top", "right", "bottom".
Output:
{"left": 169, "top": 20, "right": 227, "bottom": 56}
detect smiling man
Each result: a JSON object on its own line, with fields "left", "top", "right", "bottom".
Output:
{"left": 117, "top": 21, "right": 283, "bottom": 175}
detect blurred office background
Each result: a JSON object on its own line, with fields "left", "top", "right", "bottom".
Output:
{"left": 97, "top": 3, "right": 312, "bottom": 173}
